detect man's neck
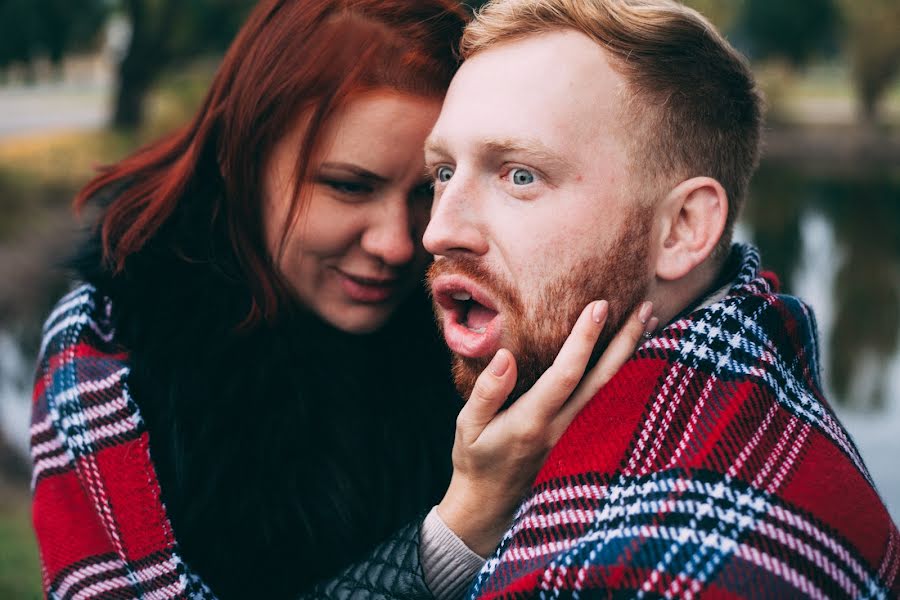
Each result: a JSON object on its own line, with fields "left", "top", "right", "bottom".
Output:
{"left": 648, "top": 249, "right": 733, "bottom": 327}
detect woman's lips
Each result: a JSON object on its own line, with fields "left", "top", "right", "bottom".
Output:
{"left": 337, "top": 270, "right": 399, "bottom": 303}
{"left": 431, "top": 275, "right": 503, "bottom": 359}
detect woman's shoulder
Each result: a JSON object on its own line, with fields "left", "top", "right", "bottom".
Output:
{"left": 30, "top": 284, "right": 213, "bottom": 600}
{"left": 36, "top": 283, "right": 125, "bottom": 378}
{"left": 32, "top": 283, "right": 146, "bottom": 475}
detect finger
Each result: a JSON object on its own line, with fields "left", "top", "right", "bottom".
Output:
{"left": 456, "top": 349, "right": 518, "bottom": 432}
{"left": 512, "top": 300, "right": 608, "bottom": 423}
{"left": 555, "top": 301, "right": 653, "bottom": 429}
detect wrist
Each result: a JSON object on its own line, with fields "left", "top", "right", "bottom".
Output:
{"left": 436, "top": 477, "right": 516, "bottom": 558}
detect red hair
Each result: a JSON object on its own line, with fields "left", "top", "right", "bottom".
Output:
{"left": 76, "top": 0, "right": 467, "bottom": 326}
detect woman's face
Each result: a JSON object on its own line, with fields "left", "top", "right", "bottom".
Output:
{"left": 263, "top": 89, "right": 441, "bottom": 334}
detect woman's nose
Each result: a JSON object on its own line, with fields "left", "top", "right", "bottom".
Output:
{"left": 360, "top": 197, "right": 416, "bottom": 267}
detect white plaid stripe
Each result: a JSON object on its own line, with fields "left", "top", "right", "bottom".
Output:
{"left": 38, "top": 285, "right": 115, "bottom": 364}
{"left": 726, "top": 403, "right": 779, "bottom": 478}
{"left": 31, "top": 412, "right": 54, "bottom": 436}
{"left": 514, "top": 484, "right": 609, "bottom": 519}
{"left": 39, "top": 314, "right": 91, "bottom": 362}
{"left": 643, "top": 288, "right": 870, "bottom": 483}
{"left": 32, "top": 388, "right": 139, "bottom": 484}
{"left": 751, "top": 414, "right": 800, "bottom": 489}
{"left": 54, "top": 554, "right": 183, "bottom": 600}
{"left": 37, "top": 284, "right": 216, "bottom": 600}
{"left": 55, "top": 557, "right": 125, "bottom": 599}
{"left": 80, "top": 451, "right": 127, "bottom": 558}
{"left": 538, "top": 524, "right": 829, "bottom": 600}
{"left": 625, "top": 363, "right": 692, "bottom": 477}
{"left": 54, "top": 367, "right": 128, "bottom": 405}
{"left": 766, "top": 421, "right": 812, "bottom": 495}
{"left": 660, "top": 372, "right": 718, "bottom": 472}
{"left": 31, "top": 450, "right": 71, "bottom": 486}
{"left": 43, "top": 288, "right": 92, "bottom": 335}
{"left": 495, "top": 475, "right": 887, "bottom": 599}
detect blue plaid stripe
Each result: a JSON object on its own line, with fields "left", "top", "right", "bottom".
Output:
{"left": 476, "top": 470, "right": 888, "bottom": 599}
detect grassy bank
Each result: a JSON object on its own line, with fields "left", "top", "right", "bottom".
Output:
{"left": 0, "top": 487, "right": 41, "bottom": 599}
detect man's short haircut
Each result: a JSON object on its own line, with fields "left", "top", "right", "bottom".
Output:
{"left": 461, "top": 0, "right": 764, "bottom": 252}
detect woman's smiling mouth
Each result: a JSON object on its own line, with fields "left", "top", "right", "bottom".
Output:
{"left": 336, "top": 269, "right": 400, "bottom": 303}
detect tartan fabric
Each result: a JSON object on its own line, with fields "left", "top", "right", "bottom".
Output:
{"left": 469, "top": 244, "right": 900, "bottom": 599}
{"left": 31, "top": 284, "right": 216, "bottom": 600}
{"left": 31, "top": 284, "right": 438, "bottom": 600}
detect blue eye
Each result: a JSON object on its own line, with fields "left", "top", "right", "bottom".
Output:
{"left": 510, "top": 168, "right": 535, "bottom": 185}
{"left": 436, "top": 166, "right": 454, "bottom": 182}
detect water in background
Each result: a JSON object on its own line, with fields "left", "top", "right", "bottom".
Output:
{"left": 0, "top": 162, "right": 898, "bottom": 520}
{"left": 739, "top": 164, "right": 900, "bottom": 519}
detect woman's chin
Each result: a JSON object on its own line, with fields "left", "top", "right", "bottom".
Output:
{"left": 318, "top": 303, "right": 396, "bottom": 335}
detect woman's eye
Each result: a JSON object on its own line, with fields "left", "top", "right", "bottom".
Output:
{"left": 435, "top": 166, "right": 454, "bottom": 183}
{"left": 509, "top": 168, "right": 535, "bottom": 185}
{"left": 324, "top": 180, "right": 371, "bottom": 195}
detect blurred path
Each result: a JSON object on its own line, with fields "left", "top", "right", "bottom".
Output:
{"left": 0, "top": 82, "right": 110, "bottom": 140}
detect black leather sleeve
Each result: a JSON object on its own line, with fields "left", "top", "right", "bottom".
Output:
{"left": 299, "top": 521, "right": 433, "bottom": 600}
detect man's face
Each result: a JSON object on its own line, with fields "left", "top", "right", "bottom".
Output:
{"left": 424, "top": 30, "right": 656, "bottom": 401}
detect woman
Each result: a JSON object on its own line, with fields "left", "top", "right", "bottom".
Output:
{"left": 30, "top": 1, "right": 652, "bottom": 598}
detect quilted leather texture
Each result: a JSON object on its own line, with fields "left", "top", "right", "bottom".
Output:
{"left": 303, "top": 522, "right": 431, "bottom": 600}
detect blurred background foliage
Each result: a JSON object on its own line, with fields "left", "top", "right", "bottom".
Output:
{"left": 0, "top": 0, "right": 254, "bottom": 128}
{"left": 0, "top": 0, "right": 898, "bottom": 128}
{"left": 0, "top": 0, "right": 898, "bottom": 597}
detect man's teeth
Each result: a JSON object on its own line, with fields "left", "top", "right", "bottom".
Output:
{"left": 448, "top": 290, "right": 485, "bottom": 333}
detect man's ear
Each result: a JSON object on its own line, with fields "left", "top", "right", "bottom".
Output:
{"left": 654, "top": 177, "right": 728, "bottom": 281}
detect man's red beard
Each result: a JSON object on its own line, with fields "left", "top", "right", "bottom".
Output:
{"left": 428, "top": 205, "right": 653, "bottom": 404}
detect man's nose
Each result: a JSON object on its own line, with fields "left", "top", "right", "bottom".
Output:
{"left": 360, "top": 196, "right": 416, "bottom": 267}
{"left": 423, "top": 176, "right": 488, "bottom": 257}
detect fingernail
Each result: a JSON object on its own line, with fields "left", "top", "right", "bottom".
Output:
{"left": 645, "top": 316, "right": 659, "bottom": 336}
{"left": 638, "top": 301, "right": 653, "bottom": 324}
{"left": 490, "top": 350, "right": 509, "bottom": 376}
{"left": 592, "top": 300, "right": 608, "bottom": 324}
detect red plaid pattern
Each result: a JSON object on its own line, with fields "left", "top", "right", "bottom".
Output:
{"left": 31, "top": 285, "right": 215, "bottom": 599}
{"left": 469, "top": 245, "right": 900, "bottom": 599}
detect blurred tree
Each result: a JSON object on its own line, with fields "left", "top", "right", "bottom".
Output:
{"left": 0, "top": 1, "right": 39, "bottom": 79}
{"left": 836, "top": 0, "right": 900, "bottom": 124}
{"left": 739, "top": 0, "right": 839, "bottom": 66}
{"left": 0, "top": 0, "right": 107, "bottom": 80}
{"left": 112, "top": 0, "right": 253, "bottom": 129}
{"left": 0, "top": 0, "right": 253, "bottom": 129}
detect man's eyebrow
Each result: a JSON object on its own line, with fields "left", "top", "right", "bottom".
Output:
{"left": 424, "top": 136, "right": 449, "bottom": 158}
{"left": 318, "top": 162, "right": 388, "bottom": 183}
{"left": 425, "top": 136, "right": 575, "bottom": 175}
{"left": 480, "top": 137, "right": 572, "bottom": 170}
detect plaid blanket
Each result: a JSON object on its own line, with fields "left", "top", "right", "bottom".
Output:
{"left": 469, "top": 245, "right": 900, "bottom": 599}
{"left": 29, "top": 285, "right": 439, "bottom": 600}
{"left": 30, "top": 285, "right": 217, "bottom": 599}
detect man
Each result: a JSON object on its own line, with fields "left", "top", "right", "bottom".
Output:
{"left": 424, "top": 0, "right": 900, "bottom": 597}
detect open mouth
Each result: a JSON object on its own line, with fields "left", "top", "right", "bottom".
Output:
{"left": 432, "top": 275, "right": 503, "bottom": 358}
{"left": 445, "top": 290, "right": 497, "bottom": 333}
